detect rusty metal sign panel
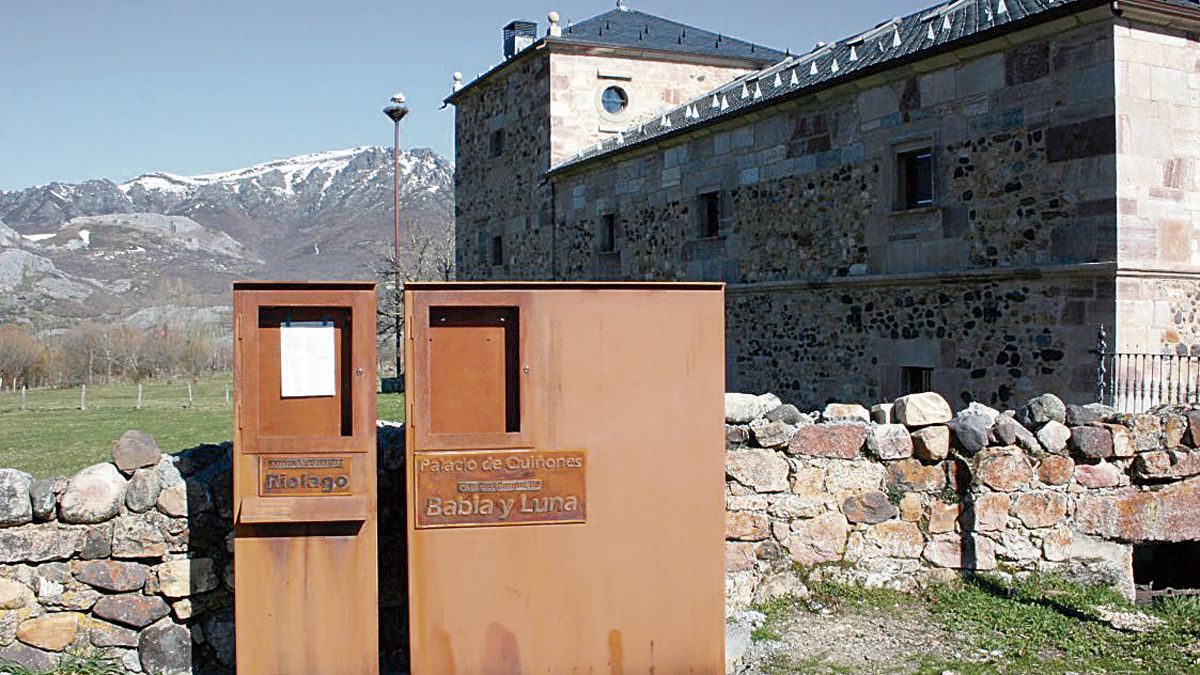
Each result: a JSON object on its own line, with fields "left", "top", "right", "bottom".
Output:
{"left": 257, "top": 455, "right": 354, "bottom": 497}
{"left": 414, "top": 450, "right": 586, "bottom": 528}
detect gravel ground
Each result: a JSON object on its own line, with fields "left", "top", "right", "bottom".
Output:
{"left": 739, "top": 603, "right": 956, "bottom": 673}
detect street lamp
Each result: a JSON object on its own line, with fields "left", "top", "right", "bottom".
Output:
{"left": 383, "top": 92, "right": 409, "bottom": 386}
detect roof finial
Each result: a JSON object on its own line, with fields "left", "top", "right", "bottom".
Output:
{"left": 452, "top": 72, "right": 463, "bottom": 91}
{"left": 616, "top": 0, "right": 629, "bottom": 10}
{"left": 547, "top": 11, "right": 562, "bottom": 37}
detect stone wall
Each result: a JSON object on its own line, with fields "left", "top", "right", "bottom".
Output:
{"left": 0, "top": 433, "right": 233, "bottom": 674}
{"left": 453, "top": 45, "right": 755, "bottom": 283}
{"left": 549, "top": 53, "right": 751, "bottom": 165}
{"left": 0, "top": 426, "right": 409, "bottom": 675}
{"left": 5, "top": 394, "right": 1197, "bottom": 672}
{"left": 452, "top": 50, "right": 555, "bottom": 280}
{"left": 545, "top": 13, "right": 1125, "bottom": 406}
{"left": 1114, "top": 20, "right": 1200, "bottom": 354}
{"left": 723, "top": 390, "right": 1200, "bottom": 614}
{"left": 727, "top": 271, "right": 1111, "bottom": 409}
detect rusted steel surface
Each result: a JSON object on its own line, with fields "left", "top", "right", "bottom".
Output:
{"left": 410, "top": 291, "right": 532, "bottom": 452}
{"left": 233, "top": 281, "right": 379, "bottom": 675}
{"left": 414, "top": 449, "right": 586, "bottom": 528}
{"left": 258, "top": 455, "right": 354, "bottom": 497}
{"left": 405, "top": 283, "right": 726, "bottom": 674}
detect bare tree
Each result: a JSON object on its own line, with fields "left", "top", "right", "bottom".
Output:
{"left": 0, "top": 324, "right": 44, "bottom": 388}
{"left": 373, "top": 214, "right": 456, "bottom": 380}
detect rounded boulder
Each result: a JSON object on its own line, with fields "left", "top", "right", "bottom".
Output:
{"left": 59, "top": 463, "right": 127, "bottom": 524}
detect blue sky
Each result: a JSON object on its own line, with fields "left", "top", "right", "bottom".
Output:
{"left": 1, "top": 0, "right": 932, "bottom": 190}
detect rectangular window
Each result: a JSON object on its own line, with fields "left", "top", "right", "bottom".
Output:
{"left": 475, "top": 223, "right": 489, "bottom": 265}
{"left": 490, "top": 129, "right": 505, "bottom": 157}
{"left": 698, "top": 191, "right": 721, "bottom": 238}
{"left": 598, "top": 213, "right": 616, "bottom": 253}
{"left": 898, "top": 149, "right": 934, "bottom": 209}
{"left": 900, "top": 366, "right": 933, "bottom": 396}
{"left": 490, "top": 235, "right": 504, "bottom": 267}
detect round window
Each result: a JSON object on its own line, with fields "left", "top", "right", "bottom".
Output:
{"left": 601, "top": 86, "right": 628, "bottom": 114}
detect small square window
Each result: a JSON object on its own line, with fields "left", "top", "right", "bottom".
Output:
{"left": 490, "top": 235, "right": 504, "bottom": 267}
{"left": 897, "top": 149, "right": 934, "bottom": 209}
{"left": 900, "top": 366, "right": 933, "bottom": 396}
{"left": 490, "top": 129, "right": 506, "bottom": 157}
{"left": 698, "top": 191, "right": 721, "bottom": 238}
{"left": 598, "top": 213, "right": 616, "bottom": 253}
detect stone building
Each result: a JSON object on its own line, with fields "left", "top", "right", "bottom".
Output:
{"left": 446, "top": 0, "right": 1200, "bottom": 409}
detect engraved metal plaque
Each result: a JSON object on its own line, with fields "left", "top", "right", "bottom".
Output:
{"left": 414, "top": 450, "right": 586, "bottom": 528}
{"left": 258, "top": 455, "right": 353, "bottom": 497}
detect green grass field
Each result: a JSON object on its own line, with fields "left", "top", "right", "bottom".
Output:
{"left": 0, "top": 375, "right": 404, "bottom": 478}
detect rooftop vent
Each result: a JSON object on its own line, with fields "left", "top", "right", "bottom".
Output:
{"left": 504, "top": 20, "right": 538, "bottom": 59}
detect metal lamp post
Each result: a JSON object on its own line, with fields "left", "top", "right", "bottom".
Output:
{"left": 383, "top": 92, "right": 409, "bottom": 385}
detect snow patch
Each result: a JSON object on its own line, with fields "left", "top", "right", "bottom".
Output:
{"left": 22, "top": 233, "right": 56, "bottom": 242}
{"left": 77, "top": 229, "right": 91, "bottom": 247}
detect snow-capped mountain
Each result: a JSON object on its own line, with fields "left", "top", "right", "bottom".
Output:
{"left": 0, "top": 147, "right": 454, "bottom": 327}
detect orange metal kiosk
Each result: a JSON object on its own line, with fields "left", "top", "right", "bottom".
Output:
{"left": 404, "top": 282, "right": 726, "bottom": 673}
{"left": 232, "top": 281, "right": 379, "bottom": 675}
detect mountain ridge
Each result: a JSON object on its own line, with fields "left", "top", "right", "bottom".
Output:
{"left": 0, "top": 146, "right": 454, "bottom": 329}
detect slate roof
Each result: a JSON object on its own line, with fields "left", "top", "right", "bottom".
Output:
{"left": 550, "top": 0, "right": 1175, "bottom": 174}
{"left": 446, "top": 7, "right": 788, "bottom": 105}
{"left": 556, "top": 8, "right": 788, "bottom": 65}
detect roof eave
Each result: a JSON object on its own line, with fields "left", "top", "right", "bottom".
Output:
{"left": 444, "top": 40, "right": 549, "bottom": 106}
{"left": 1112, "top": 0, "right": 1200, "bottom": 28}
{"left": 542, "top": 36, "right": 786, "bottom": 68}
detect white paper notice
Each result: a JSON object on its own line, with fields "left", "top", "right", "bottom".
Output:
{"left": 279, "top": 322, "right": 336, "bottom": 398}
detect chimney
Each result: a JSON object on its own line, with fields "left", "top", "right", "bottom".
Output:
{"left": 504, "top": 20, "right": 538, "bottom": 59}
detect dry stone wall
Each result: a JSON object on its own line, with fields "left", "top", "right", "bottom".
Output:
{"left": 724, "top": 391, "right": 1200, "bottom": 614}
{"left": 0, "top": 426, "right": 409, "bottom": 675}
{"left": 3, "top": 399, "right": 1197, "bottom": 672}
{"left": 0, "top": 432, "right": 233, "bottom": 674}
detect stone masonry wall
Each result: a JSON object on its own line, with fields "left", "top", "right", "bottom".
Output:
{"left": 549, "top": 53, "right": 751, "bottom": 165}
{"left": 548, "top": 14, "right": 1125, "bottom": 406}
{"left": 723, "top": 390, "right": 1200, "bottom": 615}
{"left": 553, "top": 16, "right": 1117, "bottom": 280}
{"left": 728, "top": 272, "right": 1112, "bottom": 409}
{"left": 455, "top": 48, "right": 755, "bottom": 283}
{"left": 452, "top": 51, "right": 555, "bottom": 280}
{"left": 1114, "top": 21, "right": 1200, "bottom": 354}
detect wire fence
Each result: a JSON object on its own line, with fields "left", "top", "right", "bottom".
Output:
{"left": 0, "top": 378, "right": 233, "bottom": 414}
{"left": 0, "top": 375, "right": 405, "bottom": 421}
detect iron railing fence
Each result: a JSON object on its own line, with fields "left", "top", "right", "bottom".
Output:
{"left": 1096, "top": 327, "right": 1200, "bottom": 413}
